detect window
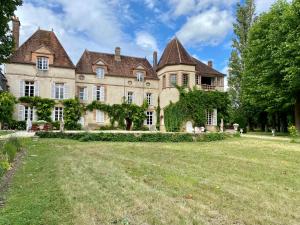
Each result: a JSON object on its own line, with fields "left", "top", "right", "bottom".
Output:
{"left": 96, "top": 110, "right": 105, "bottom": 123}
{"left": 195, "top": 75, "right": 201, "bottom": 85}
{"left": 79, "top": 87, "right": 87, "bottom": 101}
{"left": 24, "top": 106, "right": 33, "bottom": 121}
{"left": 206, "top": 110, "right": 213, "bottom": 125}
{"left": 127, "top": 92, "right": 133, "bottom": 104}
{"left": 182, "top": 74, "right": 189, "bottom": 87}
{"left": 136, "top": 72, "right": 144, "bottom": 82}
{"left": 37, "top": 57, "right": 49, "bottom": 71}
{"left": 146, "top": 111, "right": 153, "bottom": 125}
{"left": 54, "top": 107, "right": 63, "bottom": 121}
{"left": 170, "top": 74, "right": 177, "bottom": 87}
{"left": 146, "top": 93, "right": 152, "bottom": 105}
{"left": 95, "top": 86, "right": 105, "bottom": 101}
{"left": 162, "top": 75, "right": 166, "bottom": 89}
{"left": 96, "top": 67, "right": 105, "bottom": 79}
{"left": 24, "top": 81, "right": 35, "bottom": 97}
{"left": 55, "top": 83, "right": 64, "bottom": 100}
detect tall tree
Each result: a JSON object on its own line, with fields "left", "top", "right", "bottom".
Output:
{"left": 228, "top": 0, "right": 255, "bottom": 108}
{"left": 0, "top": 0, "right": 22, "bottom": 64}
{"left": 243, "top": 0, "right": 300, "bottom": 131}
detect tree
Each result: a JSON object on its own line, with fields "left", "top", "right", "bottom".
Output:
{"left": 243, "top": 0, "right": 300, "bottom": 131}
{"left": 0, "top": 0, "right": 23, "bottom": 64}
{"left": 228, "top": 0, "right": 255, "bottom": 108}
{"left": 0, "top": 91, "right": 17, "bottom": 129}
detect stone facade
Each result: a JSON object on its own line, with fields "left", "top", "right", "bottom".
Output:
{"left": 5, "top": 19, "right": 225, "bottom": 131}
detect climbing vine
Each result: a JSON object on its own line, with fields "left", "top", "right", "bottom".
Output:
{"left": 62, "top": 98, "right": 84, "bottom": 130}
{"left": 19, "top": 96, "right": 55, "bottom": 122}
{"left": 164, "top": 87, "right": 230, "bottom": 132}
{"left": 87, "top": 101, "right": 148, "bottom": 130}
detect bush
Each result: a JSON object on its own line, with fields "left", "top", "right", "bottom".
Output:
{"left": 0, "top": 138, "right": 22, "bottom": 177}
{"left": 288, "top": 125, "right": 299, "bottom": 138}
{"left": 36, "top": 132, "right": 232, "bottom": 143}
{"left": 8, "top": 120, "right": 26, "bottom": 130}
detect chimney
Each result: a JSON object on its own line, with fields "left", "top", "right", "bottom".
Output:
{"left": 208, "top": 60, "right": 213, "bottom": 68}
{"left": 115, "top": 47, "right": 121, "bottom": 61}
{"left": 12, "top": 16, "right": 21, "bottom": 50}
{"left": 153, "top": 51, "right": 158, "bottom": 69}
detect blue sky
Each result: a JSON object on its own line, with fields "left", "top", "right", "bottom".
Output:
{"left": 16, "top": 0, "right": 279, "bottom": 74}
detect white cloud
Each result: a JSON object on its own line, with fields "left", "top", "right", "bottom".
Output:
{"left": 176, "top": 7, "right": 233, "bottom": 46}
{"left": 16, "top": 0, "right": 158, "bottom": 64}
{"left": 255, "top": 0, "right": 292, "bottom": 14}
{"left": 135, "top": 31, "right": 158, "bottom": 51}
{"left": 145, "top": 0, "right": 156, "bottom": 9}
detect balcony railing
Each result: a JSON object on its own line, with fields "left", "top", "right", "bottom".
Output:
{"left": 201, "top": 84, "right": 216, "bottom": 90}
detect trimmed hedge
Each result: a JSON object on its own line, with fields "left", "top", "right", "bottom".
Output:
{"left": 36, "top": 132, "right": 232, "bottom": 143}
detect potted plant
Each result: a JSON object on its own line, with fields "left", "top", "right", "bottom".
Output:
{"left": 34, "top": 120, "right": 47, "bottom": 130}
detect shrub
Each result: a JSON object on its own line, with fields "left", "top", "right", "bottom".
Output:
{"left": 288, "top": 125, "right": 299, "bottom": 138}
{"left": 8, "top": 120, "right": 26, "bottom": 130}
{"left": 3, "top": 142, "right": 17, "bottom": 162}
{"left": 36, "top": 131, "right": 231, "bottom": 143}
{"left": 0, "top": 157, "right": 10, "bottom": 177}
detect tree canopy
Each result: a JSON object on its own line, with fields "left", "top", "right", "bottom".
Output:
{"left": 0, "top": 0, "right": 23, "bottom": 64}
{"left": 243, "top": 0, "right": 300, "bottom": 130}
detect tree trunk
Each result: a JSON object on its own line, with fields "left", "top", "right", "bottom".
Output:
{"left": 295, "top": 97, "right": 300, "bottom": 132}
{"left": 125, "top": 118, "right": 132, "bottom": 131}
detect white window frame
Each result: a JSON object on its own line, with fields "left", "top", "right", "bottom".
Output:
{"left": 146, "top": 111, "right": 153, "bottom": 125}
{"left": 24, "top": 81, "right": 35, "bottom": 97}
{"left": 54, "top": 107, "right": 64, "bottom": 121}
{"left": 196, "top": 74, "right": 201, "bottom": 85}
{"left": 182, "top": 74, "right": 189, "bottom": 87}
{"left": 136, "top": 72, "right": 144, "bottom": 82}
{"left": 96, "top": 67, "right": 105, "bottom": 79}
{"left": 146, "top": 93, "right": 152, "bottom": 105}
{"left": 36, "top": 57, "right": 49, "bottom": 71}
{"left": 127, "top": 92, "right": 133, "bottom": 104}
{"left": 95, "top": 86, "right": 105, "bottom": 101}
{"left": 170, "top": 74, "right": 177, "bottom": 87}
{"left": 79, "top": 87, "right": 88, "bottom": 101}
{"left": 206, "top": 110, "right": 213, "bottom": 126}
{"left": 55, "top": 83, "right": 65, "bottom": 100}
{"left": 24, "top": 106, "right": 34, "bottom": 121}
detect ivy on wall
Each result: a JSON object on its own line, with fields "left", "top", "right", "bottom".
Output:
{"left": 19, "top": 96, "right": 55, "bottom": 122}
{"left": 87, "top": 101, "right": 148, "bottom": 130}
{"left": 164, "top": 87, "right": 230, "bottom": 132}
{"left": 62, "top": 98, "right": 84, "bottom": 130}
{"left": 0, "top": 92, "right": 17, "bottom": 128}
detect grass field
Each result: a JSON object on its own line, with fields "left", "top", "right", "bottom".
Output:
{"left": 0, "top": 138, "right": 299, "bottom": 225}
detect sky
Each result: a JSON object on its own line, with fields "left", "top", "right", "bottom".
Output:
{"left": 15, "top": 0, "right": 281, "bottom": 75}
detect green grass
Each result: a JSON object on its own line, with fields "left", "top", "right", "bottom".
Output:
{"left": 0, "top": 131, "right": 13, "bottom": 136}
{"left": 0, "top": 138, "right": 299, "bottom": 225}
{"left": 247, "top": 131, "right": 289, "bottom": 137}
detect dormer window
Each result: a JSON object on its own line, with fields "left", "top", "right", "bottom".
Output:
{"left": 37, "top": 57, "right": 49, "bottom": 71}
{"left": 136, "top": 72, "right": 144, "bottom": 82}
{"left": 96, "top": 67, "right": 105, "bottom": 79}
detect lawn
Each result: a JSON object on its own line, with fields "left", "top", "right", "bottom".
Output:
{"left": 0, "top": 138, "right": 299, "bottom": 225}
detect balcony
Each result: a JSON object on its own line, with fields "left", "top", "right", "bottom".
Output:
{"left": 201, "top": 84, "right": 216, "bottom": 90}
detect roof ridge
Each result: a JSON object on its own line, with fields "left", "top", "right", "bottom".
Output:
{"left": 88, "top": 50, "right": 148, "bottom": 60}
{"left": 175, "top": 38, "right": 182, "bottom": 63}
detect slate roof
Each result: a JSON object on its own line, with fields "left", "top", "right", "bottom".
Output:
{"left": 9, "top": 29, "right": 75, "bottom": 69}
{"left": 76, "top": 50, "right": 158, "bottom": 80}
{"left": 157, "top": 38, "right": 196, "bottom": 70}
{"left": 157, "top": 37, "right": 224, "bottom": 76}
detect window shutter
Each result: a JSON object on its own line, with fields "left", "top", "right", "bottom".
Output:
{"left": 132, "top": 92, "right": 135, "bottom": 104}
{"left": 33, "top": 107, "right": 37, "bottom": 121}
{"left": 63, "top": 84, "right": 69, "bottom": 99}
{"left": 96, "top": 110, "right": 104, "bottom": 123}
{"left": 19, "top": 80, "right": 25, "bottom": 97}
{"left": 213, "top": 109, "right": 218, "bottom": 126}
{"left": 93, "top": 86, "right": 97, "bottom": 101}
{"left": 18, "top": 105, "right": 25, "bottom": 121}
{"left": 100, "top": 86, "right": 105, "bottom": 102}
{"left": 51, "top": 108, "right": 55, "bottom": 121}
{"left": 34, "top": 81, "right": 40, "bottom": 96}
{"left": 84, "top": 87, "right": 88, "bottom": 101}
{"left": 51, "top": 83, "right": 55, "bottom": 99}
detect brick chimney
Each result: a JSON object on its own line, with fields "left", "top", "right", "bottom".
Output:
{"left": 153, "top": 51, "right": 158, "bottom": 69}
{"left": 12, "top": 16, "right": 21, "bottom": 50}
{"left": 208, "top": 60, "right": 213, "bottom": 68}
{"left": 115, "top": 47, "right": 121, "bottom": 61}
